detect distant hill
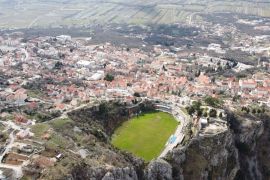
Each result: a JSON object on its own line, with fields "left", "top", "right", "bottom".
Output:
{"left": 0, "top": 0, "right": 269, "bottom": 29}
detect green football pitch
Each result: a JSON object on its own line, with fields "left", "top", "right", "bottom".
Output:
{"left": 112, "top": 111, "right": 178, "bottom": 161}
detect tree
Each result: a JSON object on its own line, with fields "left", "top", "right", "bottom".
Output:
{"left": 104, "top": 74, "right": 114, "bottom": 82}
{"left": 204, "top": 96, "right": 222, "bottom": 107}
{"left": 252, "top": 109, "right": 256, "bottom": 114}
{"left": 98, "top": 103, "right": 109, "bottom": 115}
{"left": 134, "top": 92, "right": 140, "bottom": 97}
{"left": 219, "top": 112, "right": 223, "bottom": 118}
{"left": 162, "top": 65, "right": 167, "bottom": 71}
{"left": 233, "top": 95, "right": 240, "bottom": 102}
{"left": 195, "top": 70, "right": 201, "bottom": 77}
{"left": 209, "top": 109, "right": 217, "bottom": 118}
{"left": 203, "top": 112, "right": 208, "bottom": 117}
{"left": 192, "top": 101, "right": 202, "bottom": 111}
{"left": 186, "top": 106, "right": 195, "bottom": 116}
{"left": 197, "top": 109, "right": 203, "bottom": 117}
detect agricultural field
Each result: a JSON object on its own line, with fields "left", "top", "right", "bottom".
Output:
{"left": 0, "top": 0, "right": 270, "bottom": 29}
{"left": 111, "top": 111, "right": 178, "bottom": 161}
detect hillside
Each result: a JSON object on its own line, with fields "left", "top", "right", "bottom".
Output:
{"left": 0, "top": 0, "right": 270, "bottom": 29}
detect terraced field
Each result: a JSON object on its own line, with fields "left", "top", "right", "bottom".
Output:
{"left": 0, "top": 0, "right": 270, "bottom": 29}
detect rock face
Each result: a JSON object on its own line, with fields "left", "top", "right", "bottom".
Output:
{"left": 67, "top": 100, "right": 155, "bottom": 136}
{"left": 66, "top": 164, "right": 140, "bottom": 180}
{"left": 166, "top": 129, "right": 240, "bottom": 180}
{"left": 162, "top": 112, "right": 270, "bottom": 180}
{"left": 102, "top": 167, "right": 138, "bottom": 180}
{"left": 145, "top": 159, "right": 173, "bottom": 180}
{"left": 229, "top": 113, "right": 267, "bottom": 180}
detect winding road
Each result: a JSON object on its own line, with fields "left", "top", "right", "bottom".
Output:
{"left": 0, "top": 121, "right": 23, "bottom": 179}
{"left": 159, "top": 104, "right": 189, "bottom": 158}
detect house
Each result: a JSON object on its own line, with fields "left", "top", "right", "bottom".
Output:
{"left": 19, "top": 145, "right": 34, "bottom": 154}
{"left": 54, "top": 103, "right": 66, "bottom": 111}
{"left": 14, "top": 88, "right": 28, "bottom": 102}
{"left": 77, "top": 60, "right": 94, "bottom": 68}
{"left": 255, "top": 87, "right": 269, "bottom": 95}
{"left": 15, "top": 115, "right": 28, "bottom": 124}
{"left": 239, "top": 79, "right": 257, "bottom": 90}
{"left": 197, "top": 73, "right": 210, "bottom": 85}
{"left": 55, "top": 153, "right": 64, "bottom": 161}
{"left": 263, "top": 80, "right": 270, "bottom": 87}
{"left": 16, "top": 129, "right": 34, "bottom": 139}
{"left": 33, "top": 156, "right": 55, "bottom": 168}
{"left": 199, "top": 118, "right": 208, "bottom": 129}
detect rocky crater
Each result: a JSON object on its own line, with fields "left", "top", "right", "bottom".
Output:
{"left": 39, "top": 101, "right": 270, "bottom": 180}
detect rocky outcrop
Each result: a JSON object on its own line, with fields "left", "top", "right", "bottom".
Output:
{"left": 229, "top": 112, "right": 267, "bottom": 180}
{"left": 145, "top": 159, "right": 173, "bottom": 180}
{"left": 166, "top": 129, "right": 239, "bottom": 180}
{"left": 102, "top": 167, "right": 138, "bottom": 180}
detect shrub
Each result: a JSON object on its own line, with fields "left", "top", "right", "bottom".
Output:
{"left": 219, "top": 112, "right": 223, "bottom": 118}
{"left": 209, "top": 109, "right": 217, "bottom": 118}
{"left": 186, "top": 106, "right": 195, "bottom": 115}
{"left": 134, "top": 92, "right": 141, "bottom": 97}
{"left": 104, "top": 74, "right": 114, "bottom": 82}
{"left": 204, "top": 96, "right": 223, "bottom": 107}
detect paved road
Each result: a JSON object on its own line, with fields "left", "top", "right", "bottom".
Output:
{"left": 159, "top": 107, "right": 188, "bottom": 158}
{"left": 20, "top": 48, "right": 29, "bottom": 62}
{"left": 45, "top": 101, "right": 95, "bottom": 123}
{"left": 0, "top": 121, "right": 23, "bottom": 179}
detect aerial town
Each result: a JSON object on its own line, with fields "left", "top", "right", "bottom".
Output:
{"left": 0, "top": 4, "right": 270, "bottom": 180}
{"left": 0, "top": 20, "right": 270, "bottom": 179}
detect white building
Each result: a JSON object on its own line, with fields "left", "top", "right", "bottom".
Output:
{"left": 87, "top": 71, "right": 104, "bottom": 81}
{"left": 77, "top": 60, "right": 94, "bottom": 68}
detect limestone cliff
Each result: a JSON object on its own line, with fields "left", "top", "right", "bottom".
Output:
{"left": 166, "top": 129, "right": 239, "bottom": 180}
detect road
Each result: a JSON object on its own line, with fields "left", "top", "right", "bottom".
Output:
{"left": 159, "top": 105, "right": 189, "bottom": 158}
{"left": 45, "top": 101, "right": 95, "bottom": 123}
{"left": 20, "top": 48, "right": 29, "bottom": 62}
{"left": 0, "top": 121, "right": 23, "bottom": 179}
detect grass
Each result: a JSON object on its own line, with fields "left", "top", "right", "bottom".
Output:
{"left": 46, "top": 133, "right": 69, "bottom": 149}
{"left": 27, "top": 90, "right": 44, "bottom": 98}
{"left": 31, "top": 123, "right": 50, "bottom": 138}
{"left": 50, "top": 118, "right": 73, "bottom": 130}
{"left": 112, "top": 111, "right": 178, "bottom": 161}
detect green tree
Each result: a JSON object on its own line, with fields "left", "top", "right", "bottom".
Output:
{"left": 192, "top": 101, "right": 202, "bottom": 111}
{"left": 134, "top": 92, "right": 141, "bottom": 97}
{"left": 197, "top": 109, "right": 203, "bottom": 117}
{"left": 209, "top": 109, "right": 217, "bottom": 118}
{"left": 204, "top": 96, "right": 222, "bottom": 107}
{"left": 186, "top": 106, "right": 195, "bottom": 116}
{"left": 219, "top": 112, "right": 223, "bottom": 118}
{"left": 104, "top": 74, "right": 114, "bottom": 82}
{"left": 203, "top": 112, "right": 208, "bottom": 117}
